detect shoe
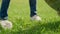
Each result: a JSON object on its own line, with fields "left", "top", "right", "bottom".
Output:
{"left": 0, "top": 20, "right": 12, "bottom": 29}
{"left": 31, "top": 15, "right": 41, "bottom": 21}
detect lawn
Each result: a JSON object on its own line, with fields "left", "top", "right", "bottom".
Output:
{"left": 0, "top": 0, "right": 60, "bottom": 34}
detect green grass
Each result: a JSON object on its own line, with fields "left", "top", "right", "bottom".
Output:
{"left": 0, "top": 0, "right": 60, "bottom": 34}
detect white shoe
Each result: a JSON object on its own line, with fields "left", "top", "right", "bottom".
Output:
{"left": 0, "top": 20, "right": 12, "bottom": 29}
{"left": 31, "top": 15, "right": 41, "bottom": 21}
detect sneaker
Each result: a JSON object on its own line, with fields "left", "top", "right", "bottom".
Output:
{"left": 31, "top": 15, "right": 41, "bottom": 21}
{"left": 0, "top": 20, "right": 12, "bottom": 29}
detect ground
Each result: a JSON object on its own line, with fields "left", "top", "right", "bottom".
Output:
{"left": 0, "top": 0, "right": 60, "bottom": 34}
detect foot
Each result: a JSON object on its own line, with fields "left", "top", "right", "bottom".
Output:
{"left": 31, "top": 15, "right": 41, "bottom": 21}
{"left": 0, "top": 20, "right": 12, "bottom": 29}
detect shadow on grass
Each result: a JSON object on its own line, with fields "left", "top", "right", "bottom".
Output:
{"left": 10, "top": 21, "right": 60, "bottom": 34}
{"left": 45, "top": 0, "right": 60, "bottom": 15}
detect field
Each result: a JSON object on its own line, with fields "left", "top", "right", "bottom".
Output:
{"left": 0, "top": 0, "right": 60, "bottom": 34}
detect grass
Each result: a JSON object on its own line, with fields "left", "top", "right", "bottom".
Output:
{"left": 0, "top": 0, "right": 60, "bottom": 34}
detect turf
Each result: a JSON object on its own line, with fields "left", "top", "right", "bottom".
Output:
{"left": 0, "top": 0, "right": 60, "bottom": 34}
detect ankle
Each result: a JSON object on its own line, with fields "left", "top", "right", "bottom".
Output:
{"left": 0, "top": 17, "right": 8, "bottom": 20}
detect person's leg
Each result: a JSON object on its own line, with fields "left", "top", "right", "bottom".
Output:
{"left": 29, "top": 0, "right": 41, "bottom": 21}
{"left": 0, "top": 0, "right": 10, "bottom": 20}
{"left": 29, "top": 0, "right": 37, "bottom": 17}
{"left": 0, "top": 0, "right": 12, "bottom": 29}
